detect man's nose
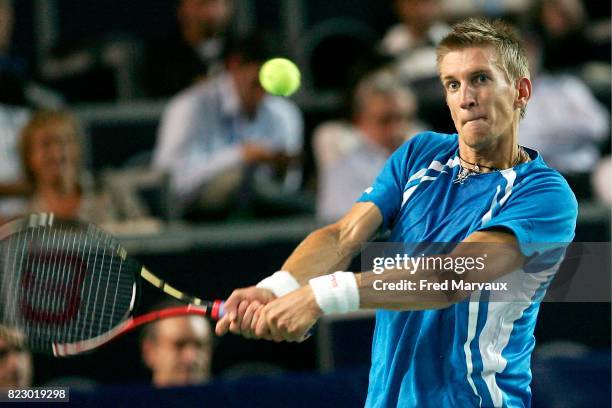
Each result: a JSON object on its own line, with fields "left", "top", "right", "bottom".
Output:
{"left": 180, "top": 344, "right": 199, "bottom": 363}
{"left": 459, "top": 86, "right": 477, "bottom": 109}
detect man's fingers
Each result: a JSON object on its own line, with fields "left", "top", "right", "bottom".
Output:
{"left": 228, "top": 318, "right": 241, "bottom": 334}
{"left": 234, "top": 300, "right": 249, "bottom": 329}
{"left": 251, "top": 307, "right": 271, "bottom": 340}
{"left": 241, "top": 301, "right": 261, "bottom": 333}
{"left": 265, "top": 312, "right": 285, "bottom": 343}
{"left": 250, "top": 307, "right": 261, "bottom": 333}
{"left": 215, "top": 315, "right": 231, "bottom": 336}
{"left": 223, "top": 291, "right": 246, "bottom": 321}
{"left": 254, "top": 311, "right": 273, "bottom": 340}
{"left": 223, "top": 286, "right": 277, "bottom": 323}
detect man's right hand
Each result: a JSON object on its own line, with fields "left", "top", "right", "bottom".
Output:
{"left": 215, "top": 286, "right": 276, "bottom": 337}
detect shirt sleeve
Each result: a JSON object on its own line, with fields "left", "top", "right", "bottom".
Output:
{"left": 478, "top": 171, "right": 578, "bottom": 271}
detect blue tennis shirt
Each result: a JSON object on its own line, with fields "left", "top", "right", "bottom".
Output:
{"left": 357, "top": 132, "right": 577, "bottom": 408}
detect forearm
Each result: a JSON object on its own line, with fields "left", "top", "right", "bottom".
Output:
{"left": 312, "top": 235, "right": 524, "bottom": 313}
{"left": 281, "top": 203, "right": 383, "bottom": 285}
{"left": 280, "top": 225, "right": 358, "bottom": 285}
{"left": 356, "top": 268, "right": 463, "bottom": 311}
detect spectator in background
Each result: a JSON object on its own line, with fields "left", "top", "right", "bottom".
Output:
{"left": 379, "top": 0, "right": 452, "bottom": 131}
{"left": 379, "top": 0, "right": 450, "bottom": 83}
{"left": 0, "top": 0, "right": 62, "bottom": 106}
{"left": 0, "top": 105, "right": 30, "bottom": 223}
{"left": 18, "top": 110, "right": 118, "bottom": 223}
{"left": 533, "top": 0, "right": 609, "bottom": 72}
{"left": 152, "top": 33, "right": 303, "bottom": 220}
{"left": 314, "top": 70, "right": 425, "bottom": 221}
{"left": 140, "top": 305, "right": 213, "bottom": 388}
{"left": 0, "top": 325, "right": 32, "bottom": 388}
{"left": 1, "top": 0, "right": 32, "bottom": 222}
{"left": 0, "top": 0, "right": 61, "bottom": 222}
{"left": 0, "top": 0, "right": 27, "bottom": 106}
{"left": 144, "top": 0, "right": 234, "bottom": 98}
{"left": 441, "top": 0, "right": 530, "bottom": 19}
{"left": 591, "top": 156, "right": 612, "bottom": 206}
{"left": 519, "top": 33, "right": 609, "bottom": 196}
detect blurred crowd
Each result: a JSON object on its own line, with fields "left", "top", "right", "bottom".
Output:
{"left": 0, "top": 0, "right": 610, "bottom": 389}
{"left": 0, "top": 0, "right": 610, "bottom": 226}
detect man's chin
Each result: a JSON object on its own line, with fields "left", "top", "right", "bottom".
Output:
{"left": 174, "top": 372, "right": 204, "bottom": 385}
{"left": 459, "top": 129, "right": 494, "bottom": 149}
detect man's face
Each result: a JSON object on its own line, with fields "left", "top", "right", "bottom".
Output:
{"left": 439, "top": 46, "right": 519, "bottom": 150}
{"left": 179, "top": 0, "right": 232, "bottom": 38}
{"left": 230, "top": 61, "right": 265, "bottom": 116}
{"left": 356, "top": 93, "right": 414, "bottom": 153}
{"left": 143, "top": 316, "right": 212, "bottom": 387}
{"left": 0, "top": 335, "right": 32, "bottom": 388}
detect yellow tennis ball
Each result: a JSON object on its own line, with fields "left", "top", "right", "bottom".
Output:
{"left": 259, "top": 58, "right": 301, "bottom": 97}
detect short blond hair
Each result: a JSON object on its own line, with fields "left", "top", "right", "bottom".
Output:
{"left": 436, "top": 18, "right": 529, "bottom": 118}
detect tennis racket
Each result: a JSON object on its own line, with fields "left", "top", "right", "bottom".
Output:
{"left": 0, "top": 213, "right": 225, "bottom": 357}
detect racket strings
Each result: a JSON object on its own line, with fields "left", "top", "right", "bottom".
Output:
{"left": 3, "top": 226, "right": 136, "bottom": 352}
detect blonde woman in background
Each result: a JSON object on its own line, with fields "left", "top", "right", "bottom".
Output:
{"left": 18, "top": 110, "right": 117, "bottom": 223}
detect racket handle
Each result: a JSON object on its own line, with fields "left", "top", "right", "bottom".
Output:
{"left": 210, "top": 300, "right": 225, "bottom": 320}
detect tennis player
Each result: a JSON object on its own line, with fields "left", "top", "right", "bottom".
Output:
{"left": 217, "top": 18, "right": 577, "bottom": 407}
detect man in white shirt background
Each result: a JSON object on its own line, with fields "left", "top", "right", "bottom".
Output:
{"left": 152, "top": 33, "right": 303, "bottom": 220}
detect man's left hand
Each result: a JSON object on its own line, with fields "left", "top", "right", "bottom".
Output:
{"left": 253, "top": 285, "right": 323, "bottom": 342}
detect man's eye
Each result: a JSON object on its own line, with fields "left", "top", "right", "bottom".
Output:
{"left": 447, "top": 82, "right": 459, "bottom": 91}
{"left": 477, "top": 74, "right": 488, "bottom": 83}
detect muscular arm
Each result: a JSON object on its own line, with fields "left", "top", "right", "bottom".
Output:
{"left": 215, "top": 202, "right": 382, "bottom": 335}
{"left": 281, "top": 202, "right": 383, "bottom": 285}
{"left": 254, "top": 229, "right": 526, "bottom": 342}
{"left": 358, "top": 230, "right": 525, "bottom": 310}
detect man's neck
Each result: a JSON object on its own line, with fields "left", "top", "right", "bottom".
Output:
{"left": 458, "top": 131, "right": 521, "bottom": 171}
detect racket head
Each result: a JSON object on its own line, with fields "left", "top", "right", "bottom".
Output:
{"left": 0, "top": 213, "right": 141, "bottom": 355}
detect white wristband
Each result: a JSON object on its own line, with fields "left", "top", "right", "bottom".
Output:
{"left": 309, "top": 272, "right": 359, "bottom": 315}
{"left": 256, "top": 271, "right": 300, "bottom": 297}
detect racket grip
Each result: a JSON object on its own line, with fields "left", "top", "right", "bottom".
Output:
{"left": 210, "top": 300, "right": 225, "bottom": 320}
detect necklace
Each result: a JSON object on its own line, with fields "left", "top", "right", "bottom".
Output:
{"left": 453, "top": 147, "right": 529, "bottom": 185}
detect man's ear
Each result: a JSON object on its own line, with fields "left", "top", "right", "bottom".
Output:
{"left": 515, "top": 77, "right": 531, "bottom": 112}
